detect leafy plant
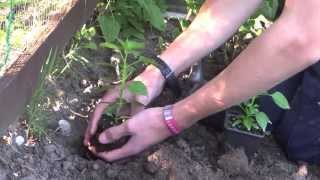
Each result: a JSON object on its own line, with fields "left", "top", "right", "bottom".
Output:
{"left": 239, "top": 0, "right": 280, "bottom": 37}
{"left": 95, "top": 0, "right": 168, "bottom": 119}
{"left": 184, "top": 0, "right": 204, "bottom": 16}
{"left": 231, "top": 91, "right": 290, "bottom": 133}
{"left": 100, "top": 39, "right": 151, "bottom": 119}
{"left": 97, "top": 0, "right": 166, "bottom": 42}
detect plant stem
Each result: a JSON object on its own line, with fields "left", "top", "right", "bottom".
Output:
{"left": 117, "top": 51, "right": 128, "bottom": 116}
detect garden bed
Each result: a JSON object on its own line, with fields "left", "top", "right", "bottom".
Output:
{"left": 0, "top": 1, "right": 319, "bottom": 179}
{"left": 0, "top": 29, "right": 319, "bottom": 179}
{"left": 0, "top": 0, "right": 97, "bottom": 134}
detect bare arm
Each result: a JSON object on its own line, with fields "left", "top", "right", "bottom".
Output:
{"left": 173, "top": 0, "right": 320, "bottom": 129}
{"left": 137, "top": 0, "right": 263, "bottom": 104}
{"left": 158, "top": 0, "right": 263, "bottom": 75}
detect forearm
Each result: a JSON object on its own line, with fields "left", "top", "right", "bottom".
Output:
{"left": 173, "top": 14, "right": 319, "bottom": 129}
{"left": 158, "top": 0, "right": 262, "bottom": 75}
{"left": 138, "top": 0, "right": 262, "bottom": 103}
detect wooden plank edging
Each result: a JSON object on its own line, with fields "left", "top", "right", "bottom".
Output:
{"left": 0, "top": 0, "right": 98, "bottom": 134}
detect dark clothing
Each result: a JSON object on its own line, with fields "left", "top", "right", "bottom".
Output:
{"left": 259, "top": 62, "right": 320, "bottom": 164}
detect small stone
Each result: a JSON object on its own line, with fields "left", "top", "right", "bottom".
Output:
{"left": 58, "top": 120, "right": 71, "bottom": 136}
{"left": 93, "top": 163, "right": 100, "bottom": 170}
{"left": 143, "top": 162, "right": 159, "bottom": 175}
{"left": 15, "top": 136, "right": 25, "bottom": 146}
{"left": 80, "top": 79, "right": 89, "bottom": 88}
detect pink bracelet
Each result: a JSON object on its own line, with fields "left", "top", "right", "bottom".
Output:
{"left": 163, "top": 105, "right": 181, "bottom": 135}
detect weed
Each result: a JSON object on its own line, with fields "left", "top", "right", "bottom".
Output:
{"left": 60, "top": 24, "right": 97, "bottom": 75}
{"left": 25, "top": 49, "right": 58, "bottom": 138}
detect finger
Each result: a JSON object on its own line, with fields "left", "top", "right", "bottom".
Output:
{"left": 89, "top": 88, "right": 119, "bottom": 134}
{"left": 84, "top": 89, "right": 120, "bottom": 146}
{"left": 98, "top": 123, "right": 130, "bottom": 144}
{"left": 83, "top": 127, "right": 92, "bottom": 146}
{"left": 95, "top": 138, "right": 141, "bottom": 162}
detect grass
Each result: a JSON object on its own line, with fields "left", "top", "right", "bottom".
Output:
{"left": 25, "top": 48, "right": 58, "bottom": 138}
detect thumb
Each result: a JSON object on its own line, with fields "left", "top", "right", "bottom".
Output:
{"left": 98, "top": 123, "right": 130, "bottom": 144}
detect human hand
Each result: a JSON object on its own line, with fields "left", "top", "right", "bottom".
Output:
{"left": 84, "top": 66, "right": 165, "bottom": 149}
{"left": 87, "top": 107, "right": 172, "bottom": 161}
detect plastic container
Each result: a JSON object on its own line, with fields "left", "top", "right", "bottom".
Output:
{"left": 224, "top": 108, "right": 265, "bottom": 158}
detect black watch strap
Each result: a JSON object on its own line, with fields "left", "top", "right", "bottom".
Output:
{"left": 147, "top": 54, "right": 182, "bottom": 97}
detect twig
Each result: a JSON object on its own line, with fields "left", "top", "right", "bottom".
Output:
{"left": 69, "top": 109, "right": 88, "bottom": 118}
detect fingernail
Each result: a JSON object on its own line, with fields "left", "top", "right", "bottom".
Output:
{"left": 99, "top": 134, "right": 108, "bottom": 144}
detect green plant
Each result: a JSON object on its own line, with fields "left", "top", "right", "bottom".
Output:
{"left": 97, "top": 0, "right": 166, "bottom": 42}
{"left": 95, "top": 0, "right": 168, "bottom": 119}
{"left": 26, "top": 49, "right": 58, "bottom": 138}
{"left": 184, "top": 0, "right": 204, "bottom": 16}
{"left": 239, "top": 0, "right": 280, "bottom": 37}
{"left": 231, "top": 91, "right": 290, "bottom": 133}
{"left": 0, "top": 0, "right": 30, "bottom": 9}
{"left": 60, "top": 25, "right": 97, "bottom": 75}
{"left": 1, "top": 0, "right": 15, "bottom": 68}
{"left": 100, "top": 39, "right": 151, "bottom": 120}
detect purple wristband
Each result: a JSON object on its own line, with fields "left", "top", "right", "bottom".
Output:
{"left": 163, "top": 105, "right": 181, "bottom": 135}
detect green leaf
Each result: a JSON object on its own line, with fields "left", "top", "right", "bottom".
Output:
{"left": 122, "top": 40, "right": 145, "bottom": 52}
{"left": 100, "top": 42, "right": 120, "bottom": 51}
{"left": 134, "top": 0, "right": 165, "bottom": 31}
{"left": 232, "top": 119, "right": 242, "bottom": 127}
{"left": 98, "top": 15, "right": 120, "bottom": 42}
{"left": 121, "top": 27, "right": 145, "bottom": 40}
{"left": 82, "top": 42, "right": 97, "bottom": 50}
{"left": 179, "top": 19, "right": 191, "bottom": 30}
{"left": 259, "top": 0, "right": 279, "bottom": 20}
{"left": 252, "top": 123, "right": 259, "bottom": 130}
{"left": 127, "top": 81, "right": 147, "bottom": 96}
{"left": 243, "top": 117, "right": 253, "bottom": 131}
{"left": 256, "top": 112, "right": 270, "bottom": 132}
{"left": 270, "top": 92, "right": 290, "bottom": 109}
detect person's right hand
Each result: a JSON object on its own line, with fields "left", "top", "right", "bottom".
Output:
{"left": 88, "top": 107, "right": 174, "bottom": 162}
{"left": 83, "top": 65, "right": 165, "bottom": 146}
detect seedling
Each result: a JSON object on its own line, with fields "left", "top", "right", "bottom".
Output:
{"left": 230, "top": 91, "right": 290, "bottom": 134}
{"left": 100, "top": 39, "right": 153, "bottom": 119}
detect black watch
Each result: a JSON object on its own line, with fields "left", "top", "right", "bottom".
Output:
{"left": 147, "top": 54, "right": 182, "bottom": 98}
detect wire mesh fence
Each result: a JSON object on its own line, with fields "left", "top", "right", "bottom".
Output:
{"left": 0, "top": 0, "right": 74, "bottom": 76}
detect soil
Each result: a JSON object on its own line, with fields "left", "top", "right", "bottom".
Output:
{"left": 0, "top": 22, "right": 319, "bottom": 180}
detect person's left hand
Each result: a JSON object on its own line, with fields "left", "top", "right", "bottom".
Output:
{"left": 88, "top": 107, "right": 173, "bottom": 162}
